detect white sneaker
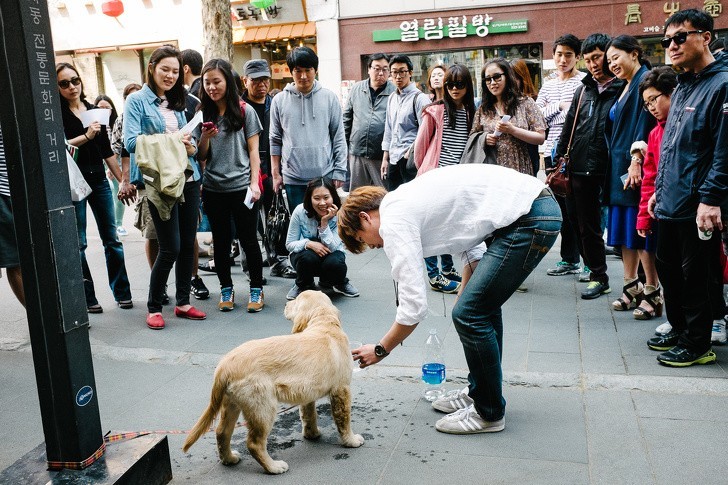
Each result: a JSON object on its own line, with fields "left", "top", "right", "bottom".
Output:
{"left": 711, "top": 318, "right": 727, "bottom": 345}
{"left": 431, "top": 386, "right": 474, "bottom": 413}
{"left": 654, "top": 322, "right": 673, "bottom": 336}
{"left": 435, "top": 404, "right": 505, "bottom": 434}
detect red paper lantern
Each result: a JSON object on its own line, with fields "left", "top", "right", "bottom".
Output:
{"left": 102, "top": 0, "right": 124, "bottom": 17}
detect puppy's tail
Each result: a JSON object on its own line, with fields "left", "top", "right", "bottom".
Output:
{"left": 182, "top": 373, "right": 225, "bottom": 452}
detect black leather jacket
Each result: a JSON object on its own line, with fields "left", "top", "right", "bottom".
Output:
{"left": 555, "top": 74, "right": 624, "bottom": 176}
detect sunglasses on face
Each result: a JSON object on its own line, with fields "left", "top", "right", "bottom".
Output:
{"left": 660, "top": 30, "right": 704, "bottom": 48}
{"left": 445, "top": 80, "right": 467, "bottom": 90}
{"left": 58, "top": 77, "right": 82, "bottom": 89}
{"left": 483, "top": 73, "right": 504, "bottom": 84}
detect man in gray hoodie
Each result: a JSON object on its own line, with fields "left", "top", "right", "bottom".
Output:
{"left": 270, "top": 47, "right": 347, "bottom": 209}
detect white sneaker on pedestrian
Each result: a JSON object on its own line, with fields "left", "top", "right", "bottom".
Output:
{"left": 431, "top": 386, "right": 474, "bottom": 413}
{"left": 654, "top": 322, "right": 673, "bottom": 336}
{"left": 435, "top": 404, "right": 505, "bottom": 434}
{"left": 711, "top": 318, "right": 727, "bottom": 345}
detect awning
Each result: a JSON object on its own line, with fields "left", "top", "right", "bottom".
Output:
{"left": 234, "top": 21, "right": 316, "bottom": 44}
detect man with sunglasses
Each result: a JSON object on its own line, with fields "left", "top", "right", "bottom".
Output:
{"left": 647, "top": 9, "right": 728, "bottom": 366}
{"left": 343, "top": 53, "right": 395, "bottom": 190}
{"left": 380, "top": 54, "right": 430, "bottom": 191}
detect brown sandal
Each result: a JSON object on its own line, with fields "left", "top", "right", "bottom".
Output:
{"left": 633, "top": 285, "right": 663, "bottom": 320}
{"left": 612, "top": 279, "right": 643, "bottom": 311}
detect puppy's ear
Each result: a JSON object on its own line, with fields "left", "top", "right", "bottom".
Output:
{"left": 291, "top": 315, "right": 309, "bottom": 334}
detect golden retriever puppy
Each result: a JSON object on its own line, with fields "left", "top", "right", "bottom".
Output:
{"left": 183, "top": 290, "right": 364, "bottom": 474}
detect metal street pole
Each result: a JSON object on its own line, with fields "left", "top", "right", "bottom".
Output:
{"left": 0, "top": 0, "right": 104, "bottom": 469}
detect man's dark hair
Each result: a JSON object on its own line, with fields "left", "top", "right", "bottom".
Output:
{"left": 639, "top": 66, "right": 678, "bottom": 98}
{"left": 664, "top": 8, "right": 714, "bottom": 35}
{"left": 286, "top": 46, "right": 319, "bottom": 71}
{"left": 553, "top": 34, "right": 582, "bottom": 56}
{"left": 367, "top": 53, "right": 390, "bottom": 69}
{"left": 389, "top": 54, "right": 413, "bottom": 72}
{"left": 709, "top": 36, "right": 726, "bottom": 53}
{"left": 582, "top": 33, "right": 611, "bottom": 55}
{"left": 181, "top": 49, "right": 203, "bottom": 76}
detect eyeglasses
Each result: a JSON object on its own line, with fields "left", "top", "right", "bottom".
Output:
{"left": 660, "top": 30, "right": 704, "bottom": 48}
{"left": 391, "top": 69, "right": 411, "bottom": 78}
{"left": 445, "top": 81, "right": 467, "bottom": 90}
{"left": 483, "top": 73, "right": 504, "bottom": 84}
{"left": 370, "top": 67, "right": 390, "bottom": 75}
{"left": 642, "top": 93, "right": 664, "bottom": 111}
{"left": 250, "top": 77, "right": 270, "bottom": 84}
{"left": 58, "top": 77, "right": 82, "bottom": 89}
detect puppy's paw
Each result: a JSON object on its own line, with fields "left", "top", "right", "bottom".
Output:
{"left": 265, "top": 460, "right": 289, "bottom": 474}
{"left": 342, "top": 433, "right": 365, "bottom": 448}
{"left": 221, "top": 450, "right": 241, "bottom": 466}
{"left": 303, "top": 427, "right": 321, "bottom": 441}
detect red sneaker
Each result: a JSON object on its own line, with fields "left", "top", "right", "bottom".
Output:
{"left": 146, "top": 313, "right": 165, "bottom": 330}
{"left": 174, "top": 306, "right": 207, "bottom": 320}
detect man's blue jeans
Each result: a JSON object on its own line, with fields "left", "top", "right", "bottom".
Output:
{"left": 452, "top": 191, "right": 561, "bottom": 421}
{"left": 73, "top": 175, "right": 131, "bottom": 306}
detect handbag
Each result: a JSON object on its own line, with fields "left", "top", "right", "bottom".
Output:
{"left": 66, "top": 143, "right": 92, "bottom": 202}
{"left": 545, "top": 87, "right": 585, "bottom": 198}
{"left": 266, "top": 190, "right": 291, "bottom": 256}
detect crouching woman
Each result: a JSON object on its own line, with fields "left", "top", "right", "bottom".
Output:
{"left": 285, "top": 178, "right": 359, "bottom": 300}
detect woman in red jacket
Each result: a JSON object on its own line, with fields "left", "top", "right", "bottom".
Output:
{"left": 636, "top": 66, "right": 677, "bottom": 333}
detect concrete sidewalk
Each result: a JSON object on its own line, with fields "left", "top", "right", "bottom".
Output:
{"left": 1, "top": 218, "right": 728, "bottom": 484}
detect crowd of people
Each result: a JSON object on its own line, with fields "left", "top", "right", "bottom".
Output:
{"left": 1, "top": 7, "right": 726, "bottom": 436}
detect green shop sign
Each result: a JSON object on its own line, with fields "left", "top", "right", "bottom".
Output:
{"left": 373, "top": 16, "right": 528, "bottom": 43}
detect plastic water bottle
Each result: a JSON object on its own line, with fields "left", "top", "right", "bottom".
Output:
{"left": 422, "top": 328, "right": 445, "bottom": 402}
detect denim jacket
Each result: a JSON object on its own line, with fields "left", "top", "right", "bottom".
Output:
{"left": 285, "top": 203, "right": 343, "bottom": 254}
{"left": 123, "top": 84, "right": 200, "bottom": 187}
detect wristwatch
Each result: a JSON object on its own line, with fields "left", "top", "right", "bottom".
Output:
{"left": 374, "top": 343, "right": 389, "bottom": 358}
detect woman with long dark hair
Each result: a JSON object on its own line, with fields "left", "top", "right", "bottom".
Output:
{"left": 470, "top": 58, "right": 546, "bottom": 176}
{"left": 285, "top": 177, "right": 358, "bottom": 301}
{"left": 195, "top": 58, "right": 265, "bottom": 313}
{"left": 412, "top": 64, "right": 477, "bottom": 292}
{"left": 603, "top": 35, "right": 659, "bottom": 320}
{"left": 123, "top": 45, "right": 204, "bottom": 329}
{"left": 57, "top": 62, "right": 132, "bottom": 313}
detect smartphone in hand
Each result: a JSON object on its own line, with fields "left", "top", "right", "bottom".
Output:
{"left": 202, "top": 121, "right": 215, "bottom": 130}
{"left": 494, "top": 115, "right": 511, "bottom": 136}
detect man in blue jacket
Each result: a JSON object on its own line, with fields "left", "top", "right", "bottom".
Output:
{"left": 647, "top": 9, "right": 728, "bottom": 366}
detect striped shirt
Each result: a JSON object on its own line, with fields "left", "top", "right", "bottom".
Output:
{"left": 0, "top": 127, "right": 9, "bottom": 197}
{"left": 159, "top": 99, "right": 179, "bottom": 134}
{"left": 536, "top": 70, "right": 586, "bottom": 154}
{"left": 439, "top": 108, "right": 469, "bottom": 166}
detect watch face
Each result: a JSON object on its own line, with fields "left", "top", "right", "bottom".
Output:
{"left": 375, "top": 345, "right": 387, "bottom": 357}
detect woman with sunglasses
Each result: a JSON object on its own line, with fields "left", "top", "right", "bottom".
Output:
{"left": 412, "top": 65, "right": 476, "bottom": 292}
{"left": 123, "top": 46, "right": 204, "bottom": 330}
{"left": 470, "top": 58, "right": 546, "bottom": 176}
{"left": 56, "top": 63, "right": 133, "bottom": 314}
{"left": 603, "top": 35, "right": 658, "bottom": 320}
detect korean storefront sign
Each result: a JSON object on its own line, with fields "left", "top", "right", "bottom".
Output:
{"left": 625, "top": 1, "right": 723, "bottom": 33}
{"left": 372, "top": 14, "right": 528, "bottom": 43}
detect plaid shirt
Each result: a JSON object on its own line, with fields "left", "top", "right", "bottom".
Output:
{"left": 111, "top": 113, "right": 124, "bottom": 157}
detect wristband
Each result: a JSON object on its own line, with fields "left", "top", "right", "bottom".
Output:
{"left": 83, "top": 133, "right": 90, "bottom": 142}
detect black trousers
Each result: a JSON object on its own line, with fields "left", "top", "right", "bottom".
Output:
{"left": 385, "top": 156, "right": 415, "bottom": 192}
{"left": 656, "top": 220, "right": 725, "bottom": 353}
{"left": 545, "top": 157, "right": 580, "bottom": 265}
{"left": 147, "top": 180, "right": 200, "bottom": 312}
{"left": 203, "top": 188, "right": 264, "bottom": 290}
{"left": 566, "top": 174, "right": 608, "bottom": 284}
{"left": 290, "top": 249, "right": 348, "bottom": 288}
